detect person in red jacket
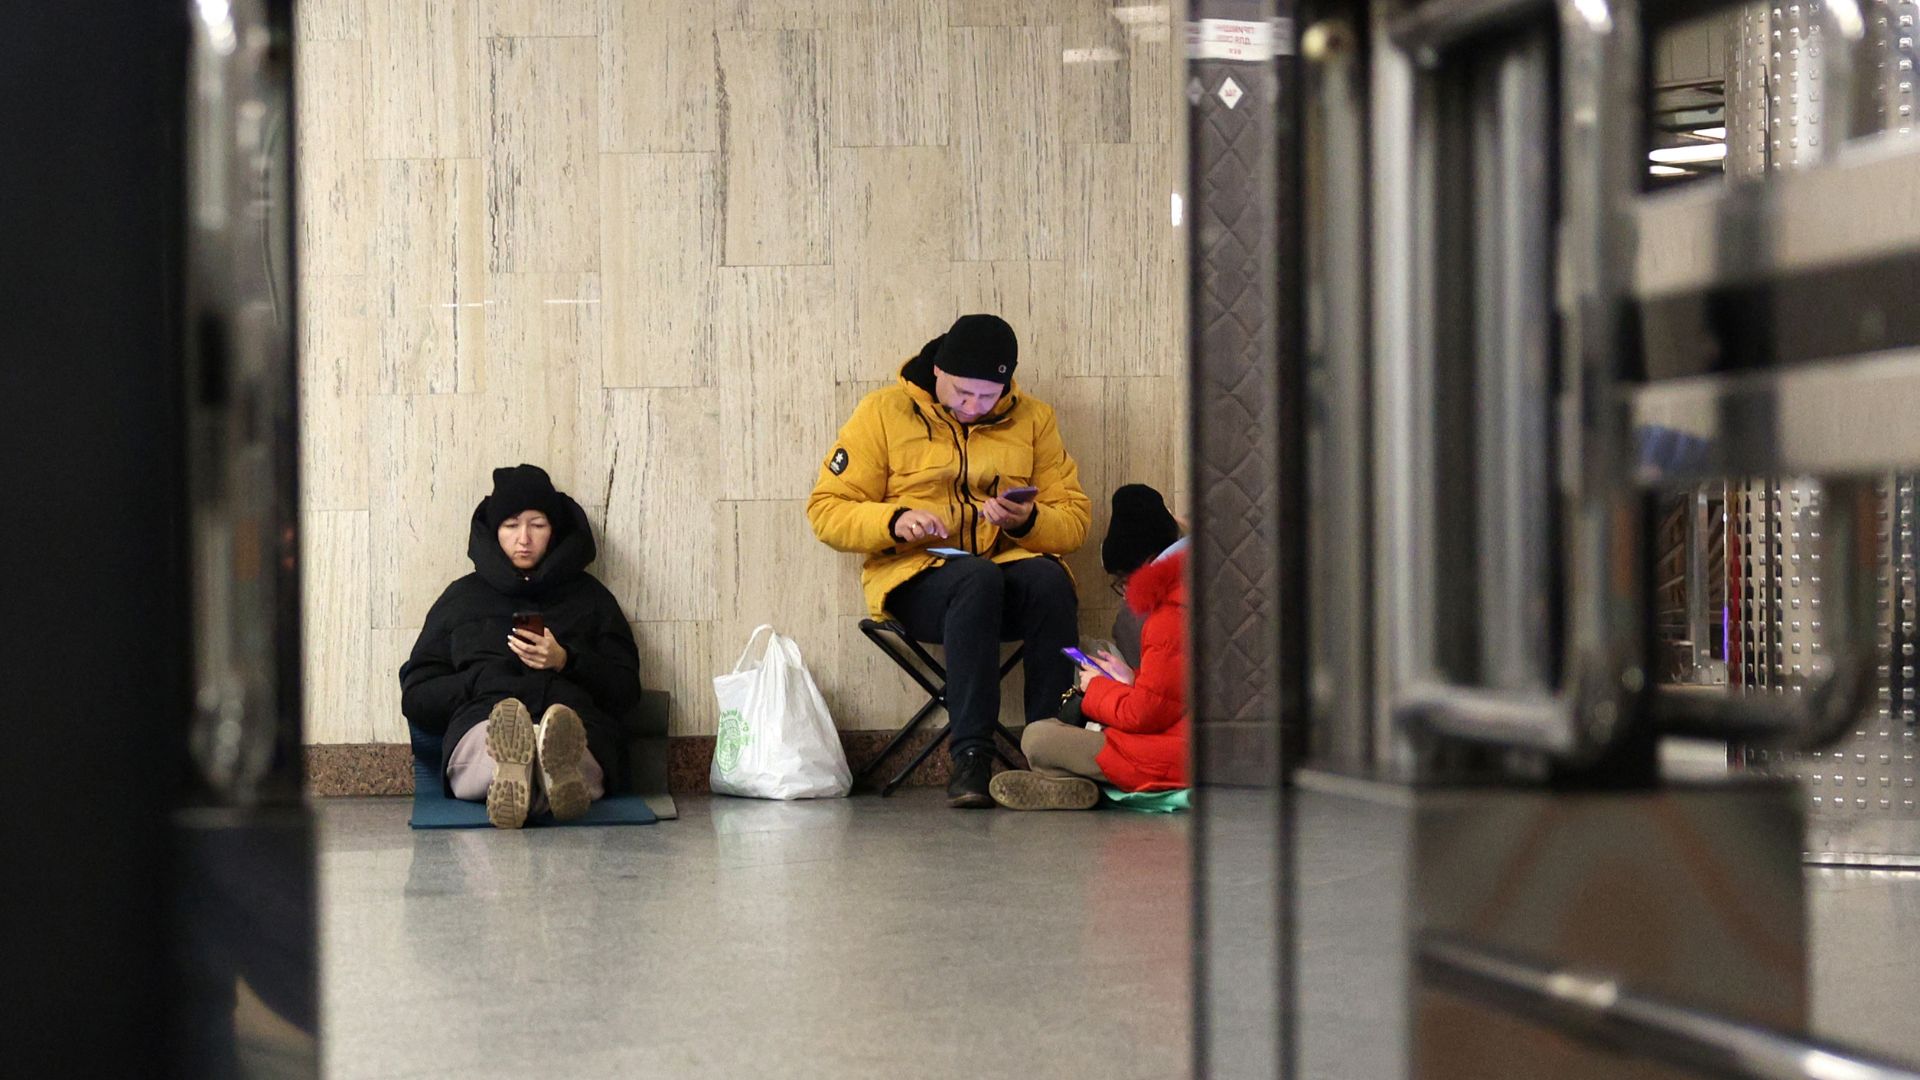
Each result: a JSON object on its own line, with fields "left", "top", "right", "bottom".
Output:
{"left": 991, "top": 485, "right": 1190, "bottom": 810}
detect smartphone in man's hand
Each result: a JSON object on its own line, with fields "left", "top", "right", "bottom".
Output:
{"left": 1000, "top": 486, "right": 1040, "bottom": 504}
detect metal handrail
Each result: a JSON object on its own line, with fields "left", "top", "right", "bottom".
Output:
{"left": 1420, "top": 934, "right": 1920, "bottom": 1080}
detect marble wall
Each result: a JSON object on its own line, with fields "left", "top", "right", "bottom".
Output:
{"left": 295, "top": 0, "right": 1185, "bottom": 743}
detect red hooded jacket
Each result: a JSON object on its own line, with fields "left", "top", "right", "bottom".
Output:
{"left": 1081, "top": 550, "right": 1189, "bottom": 791}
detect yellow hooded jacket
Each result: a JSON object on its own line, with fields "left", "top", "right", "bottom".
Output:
{"left": 808, "top": 357, "right": 1092, "bottom": 618}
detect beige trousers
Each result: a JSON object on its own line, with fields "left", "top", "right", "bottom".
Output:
{"left": 1020, "top": 719, "right": 1109, "bottom": 781}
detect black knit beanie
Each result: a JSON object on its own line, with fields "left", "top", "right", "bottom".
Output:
{"left": 484, "top": 464, "right": 562, "bottom": 530}
{"left": 1101, "top": 484, "right": 1181, "bottom": 577}
{"left": 931, "top": 313, "right": 1018, "bottom": 384}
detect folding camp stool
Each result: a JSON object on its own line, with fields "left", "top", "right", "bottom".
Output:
{"left": 856, "top": 619, "right": 1029, "bottom": 796}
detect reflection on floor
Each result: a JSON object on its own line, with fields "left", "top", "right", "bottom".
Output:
{"left": 319, "top": 787, "right": 1920, "bottom": 1079}
{"left": 318, "top": 792, "right": 1191, "bottom": 1080}
{"left": 1290, "top": 785, "right": 1920, "bottom": 1078}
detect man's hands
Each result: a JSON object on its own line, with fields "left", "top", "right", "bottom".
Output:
{"left": 980, "top": 492, "right": 1036, "bottom": 529}
{"left": 892, "top": 510, "right": 950, "bottom": 544}
{"left": 893, "top": 494, "right": 1032, "bottom": 545}
{"left": 509, "top": 627, "right": 569, "bottom": 671}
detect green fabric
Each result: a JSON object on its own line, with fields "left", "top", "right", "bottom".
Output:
{"left": 1099, "top": 786, "right": 1190, "bottom": 813}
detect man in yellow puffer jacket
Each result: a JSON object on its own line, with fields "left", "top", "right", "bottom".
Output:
{"left": 809, "top": 314, "right": 1091, "bottom": 808}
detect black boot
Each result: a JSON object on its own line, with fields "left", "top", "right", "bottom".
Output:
{"left": 946, "top": 748, "right": 995, "bottom": 809}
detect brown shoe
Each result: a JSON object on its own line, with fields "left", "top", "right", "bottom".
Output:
{"left": 988, "top": 769, "right": 1099, "bottom": 811}
{"left": 537, "top": 704, "right": 591, "bottom": 822}
{"left": 484, "top": 699, "right": 535, "bottom": 829}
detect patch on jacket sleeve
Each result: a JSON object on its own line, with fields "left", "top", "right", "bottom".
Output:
{"left": 829, "top": 447, "right": 849, "bottom": 475}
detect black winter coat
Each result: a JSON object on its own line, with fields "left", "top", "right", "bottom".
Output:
{"left": 399, "top": 495, "right": 641, "bottom": 791}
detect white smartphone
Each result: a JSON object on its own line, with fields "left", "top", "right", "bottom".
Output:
{"left": 928, "top": 546, "right": 971, "bottom": 558}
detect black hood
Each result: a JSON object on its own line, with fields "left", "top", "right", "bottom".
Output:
{"left": 466, "top": 492, "right": 597, "bottom": 597}
{"left": 902, "top": 337, "right": 941, "bottom": 394}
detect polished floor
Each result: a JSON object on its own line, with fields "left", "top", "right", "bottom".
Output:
{"left": 318, "top": 792, "right": 1190, "bottom": 1080}
{"left": 318, "top": 788, "right": 1920, "bottom": 1079}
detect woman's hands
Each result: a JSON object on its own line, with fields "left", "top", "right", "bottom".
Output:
{"left": 1076, "top": 651, "right": 1136, "bottom": 692}
{"left": 1094, "top": 650, "right": 1135, "bottom": 686}
{"left": 509, "top": 627, "right": 569, "bottom": 671}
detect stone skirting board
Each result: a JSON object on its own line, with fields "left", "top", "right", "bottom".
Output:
{"left": 305, "top": 728, "right": 985, "bottom": 797}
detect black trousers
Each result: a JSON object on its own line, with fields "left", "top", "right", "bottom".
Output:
{"left": 886, "top": 556, "right": 1079, "bottom": 757}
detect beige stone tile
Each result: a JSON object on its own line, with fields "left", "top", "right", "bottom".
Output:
{"left": 1079, "top": 602, "right": 1122, "bottom": 643}
{"left": 599, "top": 389, "right": 723, "bottom": 622}
{"left": 829, "top": 145, "right": 956, "bottom": 265}
{"left": 368, "top": 394, "right": 553, "bottom": 629}
{"left": 827, "top": 0, "right": 949, "bottom": 148}
{"left": 368, "top": 626, "right": 418, "bottom": 743}
{"left": 299, "top": 0, "right": 367, "bottom": 40}
{"left": 1128, "top": 23, "right": 1172, "bottom": 144}
{"left": 1060, "top": 8, "right": 1131, "bottom": 144}
{"left": 1168, "top": 361, "right": 1190, "bottom": 527}
{"left": 953, "top": 260, "right": 1073, "bottom": 377}
{"left": 571, "top": 392, "right": 618, "bottom": 512}
{"left": 717, "top": 0, "right": 825, "bottom": 30}
{"left": 599, "top": 0, "right": 717, "bottom": 153}
{"left": 718, "top": 30, "right": 832, "bottom": 266}
{"left": 829, "top": 145, "right": 960, "bottom": 379}
{"left": 367, "top": 0, "right": 481, "bottom": 159}
{"left": 296, "top": 39, "right": 373, "bottom": 277}
{"left": 600, "top": 153, "right": 718, "bottom": 388}
{"left": 303, "top": 510, "right": 373, "bottom": 743}
{"left": 947, "top": 0, "right": 1065, "bottom": 26}
{"left": 713, "top": 500, "right": 850, "bottom": 720}
{"left": 834, "top": 261, "right": 956, "bottom": 384}
{"left": 632, "top": 621, "right": 718, "bottom": 735}
{"left": 475, "top": 273, "right": 602, "bottom": 491}
{"left": 372, "top": 157, "right": 487, "bottom": 394}
{"left": 486, "top": 36, "right": 600, "bottom": 273}
{"left": 1066, "top": 142, "right": 1175, "bottom": 377}
{"left": 951, "top": 26, "right": 1065, "bottom": 262}
{"left": 300, "top": 274, "right": 377, "bottom": 396}
{"left": 1104, "top": 374, "right": 1179, "bottom": 497}
{"left": 301, "top": 389, "right": 371, "bottom": 512}
{"left": 715, "top": 267, "right": 839, "bottom": 499}
{"left": 1015, "top": 373, "right": 1107, "bottom": 589}
{"left": 480, "top": 0, "right": 597, "bottom": 36}
{"left": 822, "top": 616, "right": 936, "bottom": 730}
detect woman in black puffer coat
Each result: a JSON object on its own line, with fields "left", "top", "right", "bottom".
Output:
{"left": 399, "top": 464, "right": 641, "bottom": 828}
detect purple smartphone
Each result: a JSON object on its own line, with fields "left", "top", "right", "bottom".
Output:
{"left": 1062, "top": 646, "right": 1116, "bottom": 679}
{"left": 1001, "top": 485, "right": 1040, "bottom": 504}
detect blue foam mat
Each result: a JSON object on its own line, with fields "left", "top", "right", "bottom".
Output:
{"left": 408, "top": 760, "right": 657, "bottom": 829}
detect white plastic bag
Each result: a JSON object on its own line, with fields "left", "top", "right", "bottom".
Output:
{"left": 710, "top": 625, "right": 852, "bottom": 800}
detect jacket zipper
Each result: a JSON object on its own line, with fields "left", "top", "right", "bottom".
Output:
{"left": 939, "top": 411, "right": 976, "bottom": 553}
{"left": 923, "top": 393, "right": 1019, "bottom": 557}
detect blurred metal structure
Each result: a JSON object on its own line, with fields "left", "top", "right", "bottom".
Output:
{"left": 2, "top": 1, "right": 314, "bottom": 1075}
{"left": 1688, "top": 0, "right": 1920, "bottom": 866}
{"left": 1243, "top": 0, "right": 1920, "bottom": 1075}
